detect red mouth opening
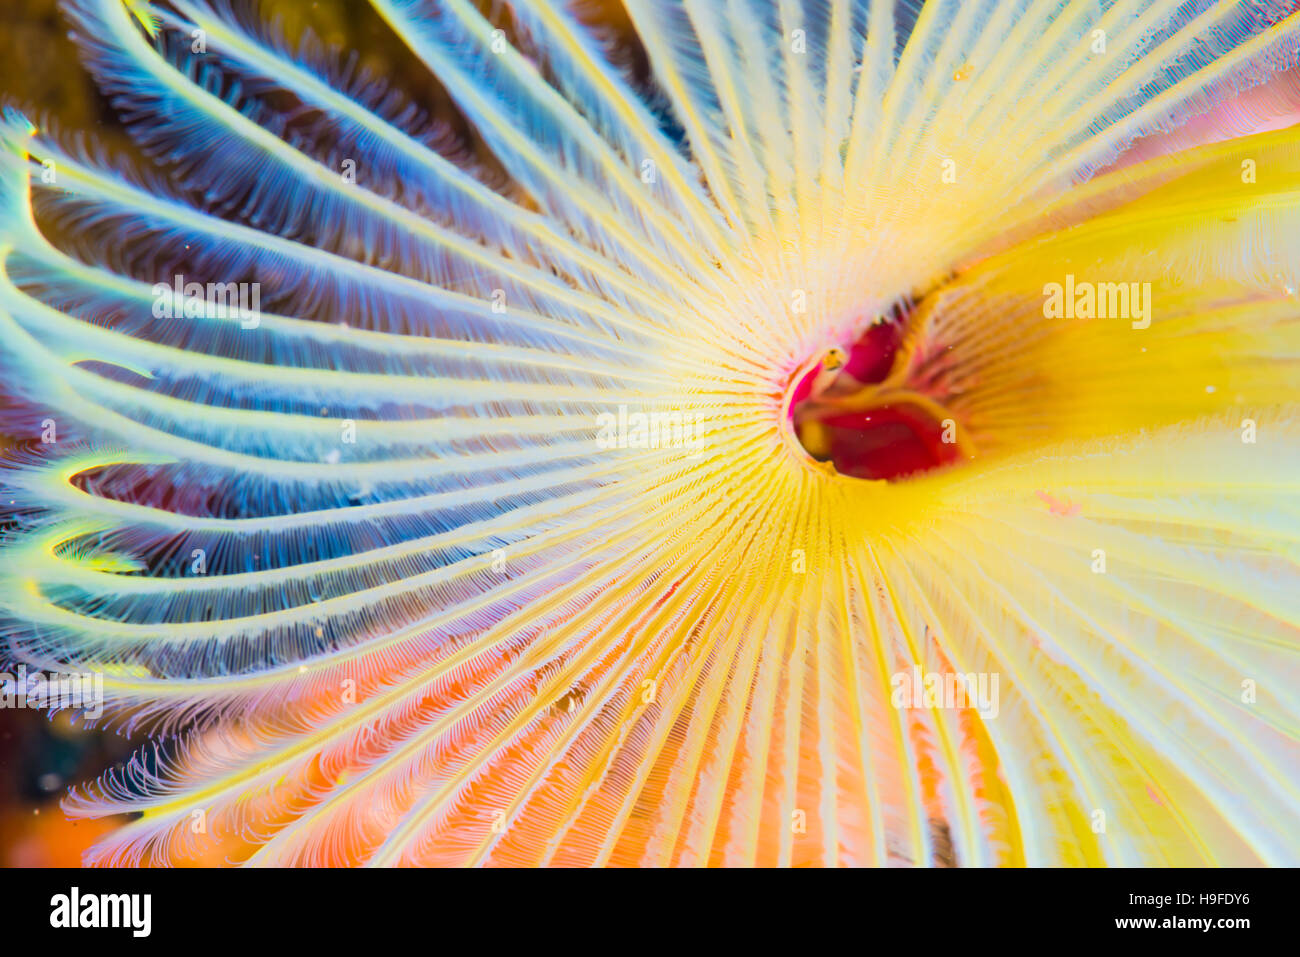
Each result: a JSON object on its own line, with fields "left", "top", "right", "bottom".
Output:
{"left": 788, "top": 317, "right": 964, "bottom": 482}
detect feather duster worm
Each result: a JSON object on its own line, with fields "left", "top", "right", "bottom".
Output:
{"left": 0, "top": 0, "right": 1299, "bottom": 867}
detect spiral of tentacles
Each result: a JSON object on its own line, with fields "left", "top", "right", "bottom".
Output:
{"left": 0, "top": 0, "right": 1299, "bottom": 866}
